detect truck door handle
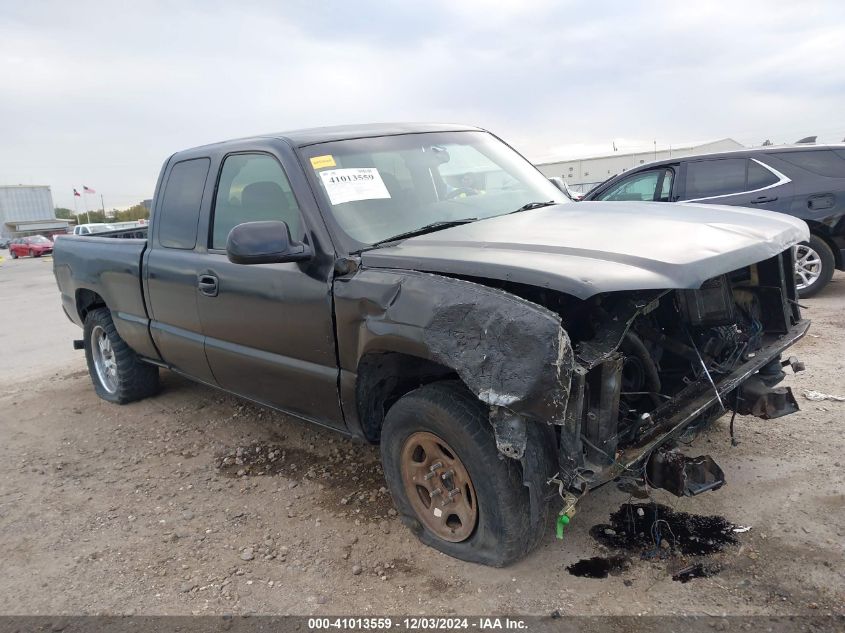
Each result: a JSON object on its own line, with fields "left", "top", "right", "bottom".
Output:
{"left": 750, "top": 195, "right": 778, "bottom": 204}
{"left": 198, "top": 274, "right": 219, "bottom": 297}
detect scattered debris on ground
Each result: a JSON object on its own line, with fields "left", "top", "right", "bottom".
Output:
{"left": 671, "top": 562, "right": 722, "bottom": 583}
{"left": 802, "top": 390, "right": 845, "bottom": 402}
{"left": 589, "top": 503, "right": 739, "bottom": 556}
{"left": 568, "top": 502, "right": 744, "bottom": 583}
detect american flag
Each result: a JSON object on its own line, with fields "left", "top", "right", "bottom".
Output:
{"left": 83, "top": 185, "right": 96, "bottom": 194}
{"left": 73, "top": 188, "right": 81, "bottom": 197}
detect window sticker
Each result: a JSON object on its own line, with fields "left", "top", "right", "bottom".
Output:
{"left": 310, "top": 154, "right": 336, "bottom": 169}
{"left": 319, "top": 168, "right": 391, "bottom": 205}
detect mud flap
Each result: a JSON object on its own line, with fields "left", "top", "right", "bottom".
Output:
{"left": 646, "top": 449, "right": 725, "bottom": 497}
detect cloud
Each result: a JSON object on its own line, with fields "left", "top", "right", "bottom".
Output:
{"left": 0, "top": 0, "right": 843, "bottom": 209}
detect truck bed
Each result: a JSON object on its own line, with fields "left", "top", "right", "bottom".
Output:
{"left": 53, "top": 231, "right": 159, "bottom": 360}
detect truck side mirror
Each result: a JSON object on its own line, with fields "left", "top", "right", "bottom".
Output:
{"left": 226, "top": 221, "right": 311, "bottom": 265}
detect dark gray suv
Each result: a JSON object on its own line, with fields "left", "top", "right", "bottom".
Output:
{"left": 583, "top": 145, "right": 845, "bottom": 297}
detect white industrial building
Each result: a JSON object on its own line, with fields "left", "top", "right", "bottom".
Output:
{"left": 535, "top": 138, "right": 745, "bottom": 194}
{"left": 0, "top": 185, "right": 70, "bottom": 239}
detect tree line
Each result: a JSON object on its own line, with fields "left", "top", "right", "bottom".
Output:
{"left": 54, "top": 204, "right": 150, "bottom": 225}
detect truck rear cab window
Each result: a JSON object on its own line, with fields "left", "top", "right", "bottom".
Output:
{"left": 158, "top": 158, "right": 211, "bottom": 249}
{"left": 211, "top": 153, "right": 304, "bottom": 250}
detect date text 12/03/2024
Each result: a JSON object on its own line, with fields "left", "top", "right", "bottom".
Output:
{"left": 307, "top": 617, "right": 528, "bottom": 630}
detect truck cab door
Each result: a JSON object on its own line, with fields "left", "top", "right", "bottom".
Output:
{"left": 144, "top": 157, "right": 217, "bottom": 384}
{"left": 195, "top": 143, "right": 345, "bottom": 430}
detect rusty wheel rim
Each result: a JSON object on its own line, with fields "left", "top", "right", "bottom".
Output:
{"left": 400, "top": 431, "right": 478, "bottom": 542}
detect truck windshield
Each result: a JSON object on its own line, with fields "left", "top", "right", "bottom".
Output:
{"left": 302, "top": 131, "right": 568, "bottom": 246}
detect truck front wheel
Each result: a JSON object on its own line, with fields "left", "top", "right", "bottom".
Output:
{"left": 380, "top": 381, "right": 545, "bottom": 566}
{"left": 83, "top": 307, "right": 159, "bottom": 404}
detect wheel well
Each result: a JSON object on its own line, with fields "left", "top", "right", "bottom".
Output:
{"left": 356, "top": 352, "right": 458, "bottom": 443}
{"left": 76, "top": 289, "right": 106, "bottom": 322}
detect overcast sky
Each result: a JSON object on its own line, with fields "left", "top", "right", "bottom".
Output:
{"left": 1, "top": 0, "right": 844, "bottom": 210}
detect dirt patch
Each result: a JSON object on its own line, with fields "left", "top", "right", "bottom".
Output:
{"left": 216, "top": 441, "right": 393, "bottom": 519}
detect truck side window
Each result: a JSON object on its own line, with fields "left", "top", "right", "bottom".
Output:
{"left": 211, "top": 154, "right": 303, "bottom": 250}
{"left": 158, "top": 158, "right": 211, "bottom": 249}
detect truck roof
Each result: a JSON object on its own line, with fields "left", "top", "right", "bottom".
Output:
{"left": 180, "top": 123, "right": 483, "bottom": 153}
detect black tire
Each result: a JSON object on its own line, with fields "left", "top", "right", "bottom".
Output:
{"left": 83, "top": 307, "right": 159, "bottom": 404}
{"left": 380, "top": 381, "right": 549, "bottom": 566}
{"left": 10, "top": 250, "right": 17, "bottom": 259}
{"left": 796, "top": 235, "right": 835, "bottom": 299}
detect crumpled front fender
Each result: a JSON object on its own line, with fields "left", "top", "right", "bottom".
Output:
{"left": 334, "top": 268, "right": 574, "bottom": 430}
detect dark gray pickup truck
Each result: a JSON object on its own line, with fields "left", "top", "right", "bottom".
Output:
{"left": 54, "top": 123, "right": 810, "bottom": 566}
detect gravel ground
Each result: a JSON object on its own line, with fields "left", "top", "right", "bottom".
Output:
{"left": 0, "top": 256, "right": 843, "bottom": 616}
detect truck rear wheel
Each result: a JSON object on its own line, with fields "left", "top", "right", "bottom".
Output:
{"left": 380, "top": 381, "right": 546, "bottom": 566}
{"left": 83, "top": 307, "right": 159, "bottom": 404}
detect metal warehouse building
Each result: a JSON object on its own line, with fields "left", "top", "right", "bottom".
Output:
{"left": 0, "top": 185, "right": 70, "bottom": 239}
{"left": 536, "top": 138, "right": 745, "bottom": 194}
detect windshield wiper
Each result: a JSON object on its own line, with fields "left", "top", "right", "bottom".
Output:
{"left": 508, "top": 200, "right": 557, "bottom": 214}
{"left": 362, "top": 218, "right": 478, "bottom": 251}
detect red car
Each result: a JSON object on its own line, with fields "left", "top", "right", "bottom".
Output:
{"left": 9, "top": 235, "right": 54, "bottom": 258}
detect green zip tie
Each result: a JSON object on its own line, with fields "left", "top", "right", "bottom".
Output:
{"left": 556, "top": 514, "right": 570, "bottom": 539}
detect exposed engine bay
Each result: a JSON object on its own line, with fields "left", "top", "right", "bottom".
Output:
{"left": 477, "top": 248, "right": 808, "bottom": 502}
{"left": 559, "top": 248, "right": 807, "bottom": 496}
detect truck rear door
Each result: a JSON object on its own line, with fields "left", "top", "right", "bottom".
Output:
{"left": 195, "top": 140, "right": 344, "bottom": 429}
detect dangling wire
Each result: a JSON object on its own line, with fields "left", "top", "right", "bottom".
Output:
{"left": 685, "top": 327, "right": 724, "bottom": 411}
{"left": 729, "top": 389, "right": 740, "bottom": 446}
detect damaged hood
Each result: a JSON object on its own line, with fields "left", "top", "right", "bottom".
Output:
{"left": 360, "top": 201, "right": 809, "bottom": 299}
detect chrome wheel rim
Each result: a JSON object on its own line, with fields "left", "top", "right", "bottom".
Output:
{"left": 794, "top": 244, "right": 822, "bottom": 290}
{"left": 91, "top": 325, "right": 118, "bottom": 393}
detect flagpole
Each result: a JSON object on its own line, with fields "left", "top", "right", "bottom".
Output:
{"left": 100, "top": 194, "right": 106, "bottom": 216}
{"left": 72, "top": 192, "right": 81, "bottom": 229}
{"left": 83, "top": 192, "right": 90, "bottom": 224}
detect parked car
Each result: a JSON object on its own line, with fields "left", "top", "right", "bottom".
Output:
{"left": 9, "top": 235, "right": 54, "bottom": 258}
{"left": 53, "top": 123, "right": 809, "bottom": 566}
{"left": 0, "top": 237, "right": 11, "bottom": 249}
{"left": 582, "top": 145, "right": 845, "bottom": 297}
